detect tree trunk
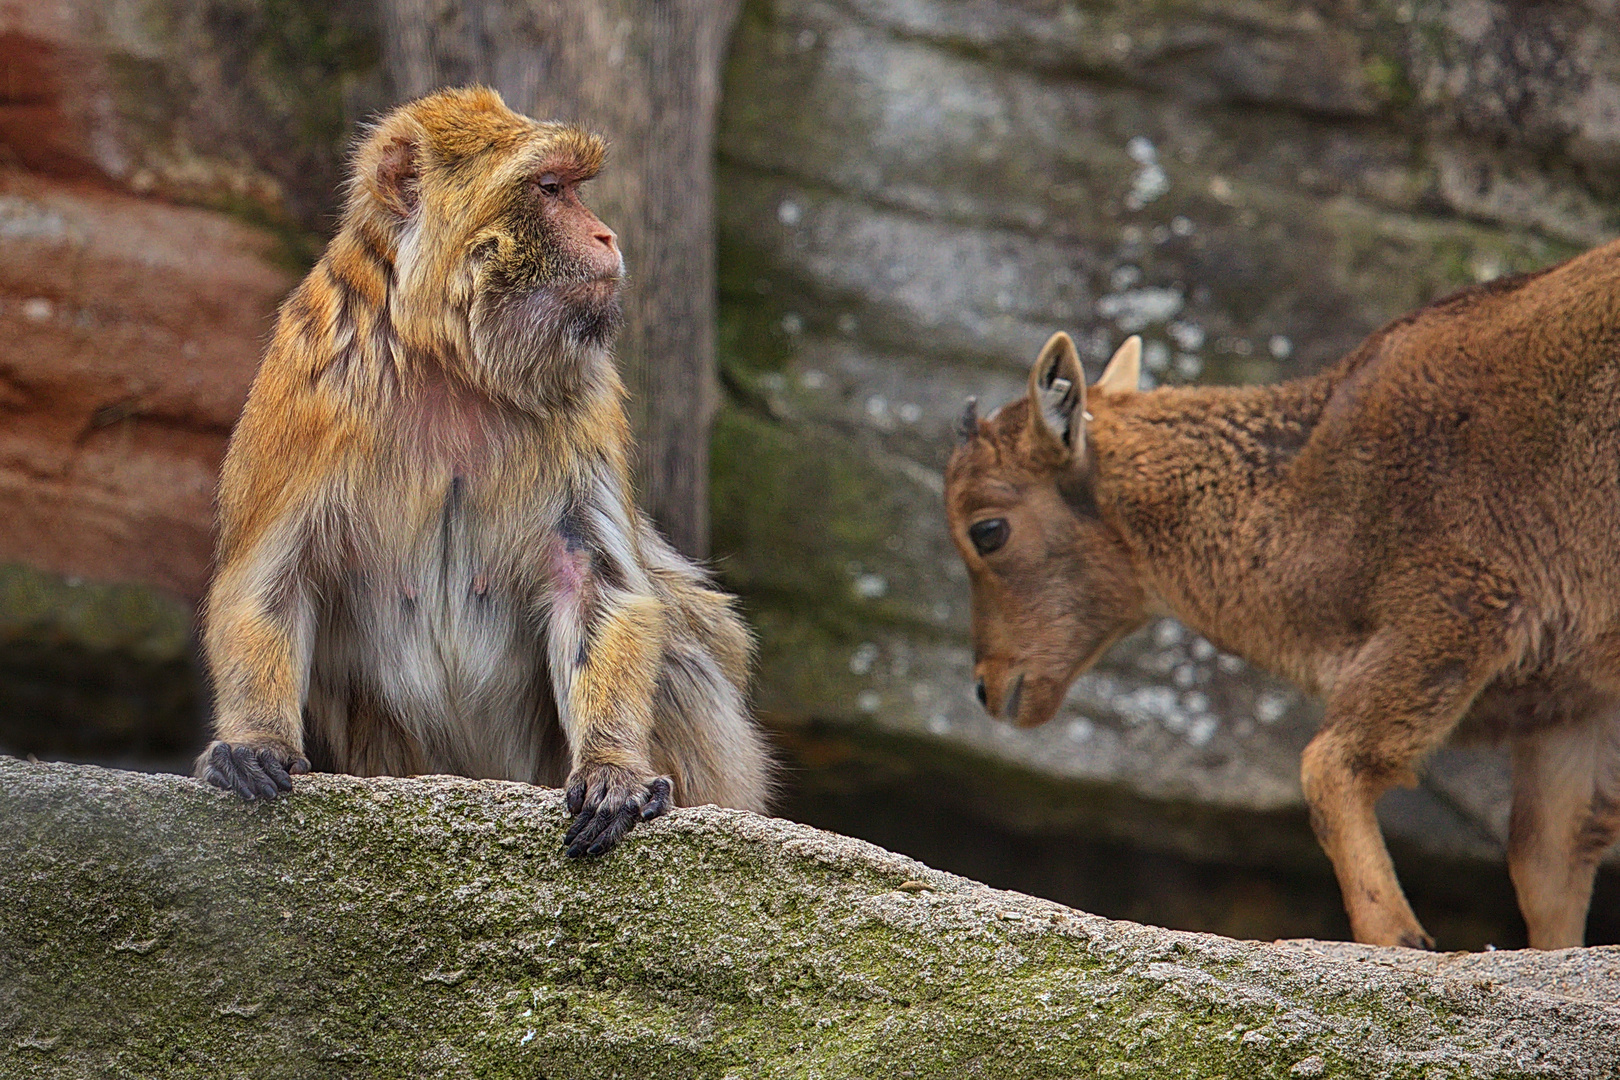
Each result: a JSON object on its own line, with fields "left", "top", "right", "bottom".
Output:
{"left": 378, "top": 0, "right": 739, "bottom": 558}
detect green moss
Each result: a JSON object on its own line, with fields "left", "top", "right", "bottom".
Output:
{"left": 717, "top": 293, "right": 797, "bottom": 383}
{"left": 0, "top": 563, "right": 190, "bottom": 660}
{"left": 109, "top": 0, "right": 380, "bottom": 241}
{"left": 212, "top": 189, "right": 326, "bottom": 272}
{"left": 711, "top": 405, "right": 902, "bottom": 629}
{"left": 0, "top": 565, "right": 200, "bottom": 762}
{"left": 1321, "top": 198, "right": 1584, "bottom": 316}
{"left": 0, "top": 761, "right": 1579, "bottom": 1078}
{"left": 1362, "top": 54, "right": 1415, "bottom": 111}
{"left": 247, "top": 0, "right": 377, "bottom": 144}
{"left": 716, "top": 228, "right": 802, "bottom": 378}
{"left": 220, "top": 0, "right": 379, "bottom": 239}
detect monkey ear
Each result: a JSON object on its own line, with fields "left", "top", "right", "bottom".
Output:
{"left": 371, "top": 133, "right": 421, "bottom": 219}
{"left": 1027, "top": 331, "right": 1087, "bottom": 462}
{"left": 1094, "top": 335, "right": 1142, "bottom": 397}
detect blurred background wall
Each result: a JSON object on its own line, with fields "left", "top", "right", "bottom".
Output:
{"left": 3, "top": 0, "right": 1618, "bottom": 948}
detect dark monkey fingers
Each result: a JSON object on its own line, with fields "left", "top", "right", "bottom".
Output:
{"left": 202, "top": 742, "right": 311, "bottom": 802}
{"left": 564, "top": 770, "right": 673, "bottom": 857}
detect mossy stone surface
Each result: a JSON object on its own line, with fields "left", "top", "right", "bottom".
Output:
{"left": 4, "top": 757, "right": 1619, "bottom": 1078}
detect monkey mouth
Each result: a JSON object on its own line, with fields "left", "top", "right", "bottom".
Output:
{"left": 558, "top": 276, "right": 622, "bottom": 304}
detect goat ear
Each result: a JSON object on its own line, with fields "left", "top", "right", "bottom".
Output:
{"left": 1094, "top": 335, "right": 1142, "bottom": 396}
{"left": 956, "top": 397, "right": 979, "bottom": 442}
{"left": 1027, "top": 331, "right": 1087, "bottom": 459}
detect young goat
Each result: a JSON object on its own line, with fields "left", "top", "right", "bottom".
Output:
{"left": 946, "top": 240, "right": 1620, "bottom": 949}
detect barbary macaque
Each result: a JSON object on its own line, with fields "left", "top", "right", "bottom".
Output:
{"left": 196, "top": 87, "right": 771, "bottom": 856}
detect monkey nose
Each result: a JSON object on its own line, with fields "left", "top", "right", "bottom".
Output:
{"left": 974, "top": 678, "right": 988, "bottom": 709}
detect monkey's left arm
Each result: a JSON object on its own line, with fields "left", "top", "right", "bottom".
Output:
{"left": 543, "top": 497, "right": 675, "bottom": 857}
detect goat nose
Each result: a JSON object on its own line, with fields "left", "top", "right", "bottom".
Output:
{"left": 974, "top": 678, "right": 988, "bottom": 709}
{"left": 1003, "top": 673, "right": 1026, "bottom": 722}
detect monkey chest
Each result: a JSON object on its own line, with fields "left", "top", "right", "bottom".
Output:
{"left": 326, "top": 475, "right": 551, "bottom": 722}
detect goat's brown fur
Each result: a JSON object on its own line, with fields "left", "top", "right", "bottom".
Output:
{"left": 197, "top": 87, "right": 771, "bottom": 856}
{"left": 946, "top": 240, "right": 1620, "bottom": 948}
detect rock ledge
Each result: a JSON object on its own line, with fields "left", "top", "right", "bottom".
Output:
{"left": 2, "top": 757, "right": 1616, "bottom": 1078}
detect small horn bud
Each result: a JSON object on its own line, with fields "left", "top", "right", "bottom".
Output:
{"left": 957, "top": 397, "right": 979, "bottom": 442}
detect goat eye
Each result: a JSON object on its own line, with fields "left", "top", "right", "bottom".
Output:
{"left": 968, "top": 518, "right": 1009, "bottom": 555}
{"left": 535, "top": 174, "right": 562, "bottom": 197}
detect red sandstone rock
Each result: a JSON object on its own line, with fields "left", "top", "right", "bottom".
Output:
{"left": 0, "top": 169, "right": 293, "bottom": 599}
{"left": 0, "top": 0, "right": 305, "bottom": 599}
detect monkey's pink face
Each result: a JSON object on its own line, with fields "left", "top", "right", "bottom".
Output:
{"left": 473, "top": 157, "right": 625, "bottom": 363}
{"left": 528, "top": 166, "right": 623, "bottom": 348}
{"left": 530, "top": 165, "right": 623, "bottom": 290}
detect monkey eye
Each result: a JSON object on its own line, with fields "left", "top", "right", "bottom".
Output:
{"left": 535, "top": 173, "right": 563, "bottom": 197}
{"left": 968, "top": 518, "right": 1009, "bottom": 556}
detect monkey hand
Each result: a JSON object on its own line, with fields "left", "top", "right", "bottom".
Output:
{"left": 563, "top": 764, "right": 673, "bottom": 858}
{"left": 198, "top": 740, "right": 311, "bottom": 802}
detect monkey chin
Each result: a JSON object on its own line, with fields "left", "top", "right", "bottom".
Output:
{"left": 553, "top": 277, "right": 624, "bottom": 349}
{"left": 475, "top": 276, "right": 624, "bottom": 383}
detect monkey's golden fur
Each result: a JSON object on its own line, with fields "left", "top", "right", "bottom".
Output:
{"left": 197, "top": 87, "right": 771, "bottom": 856}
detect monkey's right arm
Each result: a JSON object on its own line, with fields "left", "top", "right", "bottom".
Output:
{"left": 554, "top": 588, "right": 673, "bottom": 858}
{"left": 195, "top": 391, "right": 325, "bottom": 801}
{"left": 197, "top": 518, "right": 317, "bottom": 800}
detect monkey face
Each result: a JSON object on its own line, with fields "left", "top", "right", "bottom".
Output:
{"left": 351, "top": 89, "right": 625, "bottom": 399}
{"left": 469, "top": 154, "right": 626, "bottom": 390}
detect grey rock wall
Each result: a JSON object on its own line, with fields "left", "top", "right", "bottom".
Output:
{"left": 5, "top": 0, "right": 1620, "bottom": 945}
{"left": 710, "top": 0, "right": 1620, "bottom": 871}
{"left": 4, "top": 757, "right": 1619, "bottom": 1078}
